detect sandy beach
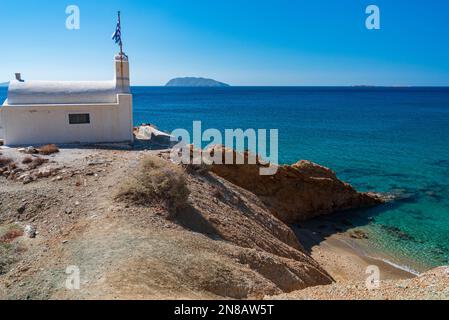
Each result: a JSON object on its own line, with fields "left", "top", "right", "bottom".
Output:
{"left": 303, "top": 231, "right": 416, "bottom": 282}
{"left": 295, "top": 227, "right": 417, "bottom": 283}
{"left": 270, "top": 229, "right": 449, "bottom": 300}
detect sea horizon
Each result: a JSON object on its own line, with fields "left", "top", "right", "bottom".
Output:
{"left": 130, "top": 85, "right": 449, "bottom": 88}
{"left": 3, "top": 83, "right": 449, "bottom": 88}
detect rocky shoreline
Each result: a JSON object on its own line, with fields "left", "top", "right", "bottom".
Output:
{"left": 0, "top": 143, "right": 447, "bottom": 300}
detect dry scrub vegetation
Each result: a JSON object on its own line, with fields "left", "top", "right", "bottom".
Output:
{"left": 116, "top": 155, "right": 190, "bottom": 212}
{"left": 0, "top": 224, "right": 25, "bottom": 275}
{"left": 27, "top": 157, "right": 48, "bottom": 170}
{"left": 21, "top": 156, "right": 33, "bottom": 164}
{"left": 0, "top": 156, "right": 13, "bottom": 168}
{"left": 20, "top": 156, "right": 49, "bottom": 169}
{"left": 38, "top": 144, "right": 60, "bottom": 155}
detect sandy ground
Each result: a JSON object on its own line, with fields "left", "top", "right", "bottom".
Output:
{"left": 270, "top": 265, "right": 449, "bottom": 300}
{"left": 268, "top": 224, "right": 448, "bottom": 300}
{"left": 297, "top": 230, "right": 415, "bottom": 283}
{"left": 293, "top": 212, "right": 419, "bottom": 284}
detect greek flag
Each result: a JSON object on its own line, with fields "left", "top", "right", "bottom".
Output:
{"left": 112, "top": 17, "right": 122, "bottom": 46}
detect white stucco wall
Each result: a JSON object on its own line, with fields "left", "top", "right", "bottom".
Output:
{"left": 0, "top": 110, "right": 4, "bottom": 140}
{"left": 1, "top": 94, "right": 133, "bottom": 146}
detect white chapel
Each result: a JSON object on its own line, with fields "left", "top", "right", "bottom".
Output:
{"left": 0, "top": 54, "right": 133, "bottom": 146}
{"left": 0, "top": 13, "right": 133, "bottom": 146}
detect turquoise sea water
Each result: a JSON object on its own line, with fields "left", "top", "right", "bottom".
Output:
{"left": 2, "top": 86, "right": 449, "bottom": 271}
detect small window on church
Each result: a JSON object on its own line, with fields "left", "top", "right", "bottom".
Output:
{"left": 69, "top": 114, "right": 90, "bottom": 124}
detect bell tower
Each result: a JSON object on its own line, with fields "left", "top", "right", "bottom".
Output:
{"left": 115, "top": 54, "right": 130, "bottom": 93}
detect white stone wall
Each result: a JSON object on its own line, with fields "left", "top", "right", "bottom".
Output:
{"left": 1, "top": 94, "right": 133, "bottom": 146}
{"left": 0, "top": 110, "right": 4, "bottom": 140}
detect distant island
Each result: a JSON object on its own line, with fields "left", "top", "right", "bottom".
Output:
{"left": 166, "top": 77, "right": 230, "bottom": 87}
{"left": 0, "top": 82, "right": 9, "bottom": 87}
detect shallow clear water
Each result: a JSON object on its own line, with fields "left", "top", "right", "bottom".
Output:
{"left": 2, "top": 86, "right": 449, "bottom": 270}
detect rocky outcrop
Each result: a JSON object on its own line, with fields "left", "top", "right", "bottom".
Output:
{"left": 169, "top": 168, "right": 335, "bottom": 294}
{"left": 206, "top": 146, "right": 382, "bottom": 223}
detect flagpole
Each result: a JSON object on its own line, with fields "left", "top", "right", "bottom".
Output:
{"left": 118, "top": 11, "right": 123, "bottom": 57}
{"left": 118, "top": 11, "right": 124, "bottom": 91}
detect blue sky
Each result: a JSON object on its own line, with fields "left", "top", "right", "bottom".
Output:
{"left": 1, "top": 0, "right": 449, "bottom": 86}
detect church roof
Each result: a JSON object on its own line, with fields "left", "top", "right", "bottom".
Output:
{"left": 6, "top": 80, "right": 117, "bottom": 105}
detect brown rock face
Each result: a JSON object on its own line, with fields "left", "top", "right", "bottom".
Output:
{"left": 172, "top": 171, "right": 335, "bottom": 294}
{"left": 208, "top": 147, "right": 382, "bottom": 224}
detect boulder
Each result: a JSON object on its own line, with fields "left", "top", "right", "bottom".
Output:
{"left": 37, "top": 167, "right": 53, "bottom": 178}
{"left": 134, "top": 125, "right": 176, "bottom": 146}
{"left": 18, "top": 146, "right": 38, "bottom": 154}
{"left": 24, "top": 225, "right": 36, "bottom": 238}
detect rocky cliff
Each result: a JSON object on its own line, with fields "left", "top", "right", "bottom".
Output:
{"left": 206, "top": 146, "right": 383, "bottom": 223}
